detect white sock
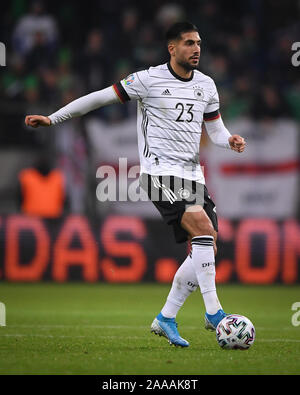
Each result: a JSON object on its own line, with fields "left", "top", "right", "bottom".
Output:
{"left": 161, "top": 254, "right": 198, "bottom": 318}
{"left": 191, "top": 235, "right": 222, "bottom": 315}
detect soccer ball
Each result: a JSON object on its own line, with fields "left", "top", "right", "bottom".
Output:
{"left": 216, "top": 314, "right": 255, "bottom": 350}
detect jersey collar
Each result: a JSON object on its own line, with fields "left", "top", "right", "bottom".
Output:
{"left": 167, "top": 62, "right": 194, "bottom": 82}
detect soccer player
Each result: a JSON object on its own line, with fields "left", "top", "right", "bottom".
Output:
{"left": 25, "top": 22, "right": 245, "bottom": 347}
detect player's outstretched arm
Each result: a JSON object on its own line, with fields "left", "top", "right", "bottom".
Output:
{"left": 25, "top": 86, "right": 120, "bottom": 128}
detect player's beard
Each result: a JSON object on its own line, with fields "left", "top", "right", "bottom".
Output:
{"left": 177, "top": 58, "right": 199, "bottom": 71}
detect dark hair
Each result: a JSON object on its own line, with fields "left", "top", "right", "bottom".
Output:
{"left": 165, "top": 22, "right": 199, "bottom": 43}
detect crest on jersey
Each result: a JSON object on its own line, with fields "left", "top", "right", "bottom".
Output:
{"left": 178, "top": 187, "right": 191, "bottom": 200}
{"left": 194, "top": 87, "right": 204, "bottom": 100}
{"left": 123, "top": 74, "right": 135, "bottom": 86}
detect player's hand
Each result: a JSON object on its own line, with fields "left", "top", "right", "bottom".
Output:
{"left": 228, "top": 134, "right": 246, "bottom": 153}
{"left": 25, "top": 115, "right": 51, "bottom": 128}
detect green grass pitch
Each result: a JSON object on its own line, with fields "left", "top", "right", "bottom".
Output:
{"left": 0, "top": 283, "right": 300, "bottom": 375}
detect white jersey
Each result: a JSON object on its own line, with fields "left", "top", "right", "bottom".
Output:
{"left": 48, "top": 62, "right": 230, "bottom": 184}
{"left": 113, "top": 62, "right": 220, "bottom": 183}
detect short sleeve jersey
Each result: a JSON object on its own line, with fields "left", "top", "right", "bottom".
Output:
{"left": 113, "top": 62, "right": 220, "bottom": 183}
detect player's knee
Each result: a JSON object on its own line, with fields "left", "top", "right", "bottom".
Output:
{"left": 189, "top": 218, "right": 215, "bottom": 238}
{"left": 181, "top": 210, "right": 215, "bottom": 239}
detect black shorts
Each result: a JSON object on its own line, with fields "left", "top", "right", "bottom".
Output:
{"left": 140, "top": 173, "right": 218, "bottom": 243}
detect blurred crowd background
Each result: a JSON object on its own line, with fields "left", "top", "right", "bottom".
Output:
{"left": 0, "top": 0, "right": 299, "bottom": 220}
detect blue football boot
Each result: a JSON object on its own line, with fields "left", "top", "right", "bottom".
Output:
{"left": 151, "top": 313, "right": 189, "bottom": 347}
{"left": 205, "top": 309, "right": 227, "bottom": 331}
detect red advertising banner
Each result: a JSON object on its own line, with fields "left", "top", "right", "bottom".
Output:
{"left": 0, "top": 215, "right": 299, "bottom": 284}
